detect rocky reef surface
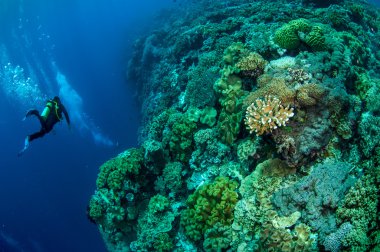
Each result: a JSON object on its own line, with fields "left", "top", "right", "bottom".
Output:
{"left": 88, "top": 0, "right": 380, "bottom": 251}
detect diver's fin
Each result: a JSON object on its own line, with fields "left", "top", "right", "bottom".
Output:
{"left": 17, "top": 136, "right": 30, "bottom": 157}
{"left": 17, "top": 150, "right": 25, "bottom": 157}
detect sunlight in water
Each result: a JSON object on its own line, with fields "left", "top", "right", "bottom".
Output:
{"left": 55, "top": 67, "right": 114, "bottom": 146}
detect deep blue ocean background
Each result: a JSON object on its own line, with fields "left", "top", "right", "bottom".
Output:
{"left": 0, "top": 0, "right": 175, "bottom": 251}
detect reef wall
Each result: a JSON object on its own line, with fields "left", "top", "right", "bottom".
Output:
{"left": 88, "top": 0, "right": 380, "bottom": 251}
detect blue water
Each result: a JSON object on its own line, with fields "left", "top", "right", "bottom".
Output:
{"left": 370, "top": 0, "right": 380, "bottom": 7}
{"left": 0, "top": 0, "right": 175, "bottom": 251}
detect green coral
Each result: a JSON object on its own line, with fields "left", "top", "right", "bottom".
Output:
{"left": 154, "top": 162, "right": 183, "bottom": 195}
{"left": 218, "top": 110, "right": 243, "bottom": 145}
{"left": 168, "top": 114, "right": 197, "bottom": 162}
{"left": 223, "top": 42, "right": 246, "bottom": 65}
{"left": 358, "top": 113, "right": 380, "bottom": 158}
{"left": 152, "top": 233, "right": 174, "bottom": 252}
{"left": 305, "top": 26, "right": 326, "bottom": 51}
{"left": 181, "top": 176, "right": 239, "bottom": 242}
{"left": 365, "top": 79, "right": 380, "bottom": 113}
{"left": 274, "top": 18, "right": 311, "bottom": 50}
{"left": 186, "top": 106, "right": 218, "bottom": 127}
{"left": 355, "top": 71, "right": 372, "bottom": 99}
{"left": 132, "top": 195, "right": 176, "bottom": 251}
{"left": 337, "top": 174, "right": 378, "bottom": 251}
{"left": 203, "top": 222, "right": 233, "bottom": 252}
{"left": 274, "top": 19, "right": 327, "bottom": 51}
{"left": 88, "top": 196, "right": 104, "bottom": 222}
{"left": 199, "top": 106, "right": 218, "bottom": 127}
{"left": 148, "top": 194, "right": 170, "bottom": 214}
{"left": 214, "top": 70, "right": 242, "bottom": 98}
{"left": 213, "top": 44, "right": 252, "bottom": 145}
{"left": 340, "top": 31, "right": 369, "bottom": 66}
{"left": 96, "top": 148, "right": 144, "bottom": 190}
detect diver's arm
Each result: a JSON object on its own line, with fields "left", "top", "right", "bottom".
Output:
{"left": 61, "top": 105, "right": 71, "bottom": 126}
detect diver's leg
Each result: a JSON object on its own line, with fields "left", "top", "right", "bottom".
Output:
{"left": 24, "top": 109, "right": 46, "bottom": 129}
{"left": 24, "top": 109, "right": 39, "bottom": 118}
{"left": 29, "top": 129, "right": 46, "bottom": 142}
{"left": 18, "top": 129, "right": 46, "bottom": 156}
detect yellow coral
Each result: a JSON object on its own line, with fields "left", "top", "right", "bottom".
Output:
{"left": 243, "top": 77, "right": 296, "bottom": 108}
{"left": 296, "top": 83, "right": 326, "bottom": 107}
{"left": 236, "top": 52, "right": 267, "bottom": 78}
{"left": 272, "top": 211, "right": 301, "bottom": 229}
{"left": 245, "top": 95, "right": 294, "bottom": 135}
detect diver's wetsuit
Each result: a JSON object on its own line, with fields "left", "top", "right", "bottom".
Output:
{"left": 26, "top": 98, "right": 70, "bottom": 142}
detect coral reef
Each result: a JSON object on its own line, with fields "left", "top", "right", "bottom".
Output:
{"left": 244, "top": 95, "right": 294, "bottom": 135}
{"left": 89, "top": 0, "right": 380, "bottom": 251}
{"left": 180, "top": 176, "right": 239, "bottom": 244}
{"left": 336, "top": 173, "right": 379, "bottom": 251}
{"left": 272, "top": 160, "right": 357, "bottom": 240}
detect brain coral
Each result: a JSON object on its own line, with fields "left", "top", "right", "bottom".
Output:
{"left": 274, "top": 18, "right": 311, "bottom": 50}
{"left": 305, "top": 26, "right": 326, "bottom": 51}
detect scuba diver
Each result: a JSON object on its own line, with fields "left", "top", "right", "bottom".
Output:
{"left": 18, "top": 96, "right": 70, "bottom": 156}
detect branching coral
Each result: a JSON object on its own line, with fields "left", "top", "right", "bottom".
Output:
{"left": 245, "top": 95, "right": 294, "bottom": 135}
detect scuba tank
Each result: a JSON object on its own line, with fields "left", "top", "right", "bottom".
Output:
{"left": 41, "top": 100, "right": 62, "bottom": 120}
{"left": 41, "top": 101, "right": 53, "bottom": 120}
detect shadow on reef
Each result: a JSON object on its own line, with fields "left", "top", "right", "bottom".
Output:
{"left": 88, "top": 0, "right": 380, "bottom": 251}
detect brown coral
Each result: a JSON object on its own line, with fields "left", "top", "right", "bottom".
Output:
{"left": 260, "top": 221, "right": 316, "bottom": 252}
{"left": 245, "top": 95, "right": 294, "bottom": 135}
{"left": 236, "top": 52, "right": 268, "bottom": 78}
{"left": 287, "top": 67, "right": 311, "bottom": 84}
{"left": 296, "top": 83, "right": 326, "bottom": 107}
{"left": 244, "top": 77, "right": 296, "bottom": 108}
